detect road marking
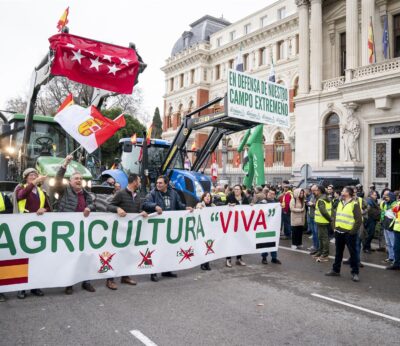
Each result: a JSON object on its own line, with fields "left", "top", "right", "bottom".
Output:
{"left": 311, "top": 293, "right": 400, "bottom": 323}
{"left": 278, "top": 246, "right": 387, "bottom": 269}
{"left": 130, "top": 330, "right": 158, "bottom": 346}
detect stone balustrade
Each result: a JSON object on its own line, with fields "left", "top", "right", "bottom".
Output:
{"left": 352, "top": 57, "right": 400, "bottom": 81}
{"left": 322, "top": 76, "right": 345, "bottom": 90}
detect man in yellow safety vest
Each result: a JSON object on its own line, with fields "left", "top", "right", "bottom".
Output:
{"left": 325, "top": 186, "right": 362, "bottom": 282}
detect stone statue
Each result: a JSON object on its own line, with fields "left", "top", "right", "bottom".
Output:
{"left": 342, "top": 105, "right": 360, "bottom": 162}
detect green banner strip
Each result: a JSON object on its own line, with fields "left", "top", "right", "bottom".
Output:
{"left": 256, "top": 231, "right": 276, "bottom": 238}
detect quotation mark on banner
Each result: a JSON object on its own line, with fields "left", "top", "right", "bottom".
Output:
{"left": 267, "top": 208, "right": 276, "bottom": 217}
{"left": 211, "top": 212, "right": 219, "bottom": 222}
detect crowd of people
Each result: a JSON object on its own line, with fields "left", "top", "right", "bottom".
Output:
{"left": 1, "top": 155, "right": 400, "bottom": 302}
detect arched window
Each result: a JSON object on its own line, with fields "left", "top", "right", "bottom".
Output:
{"left": 177, "top": 104, "right": 183, "bottom": 125}
{"left": 188, "top": 100, "right": 194, "bottom": 113}
{"left": 225, "top": 138, "right": 234, "bottom": 164}
{"left": 168, "top": 106, "right": 173, "bottom": 129}
{"left": 325, "top": 113, "right": 340, "bottom": 160}
{"left": 273, "top": 132, "right": 285, "bottom": 164}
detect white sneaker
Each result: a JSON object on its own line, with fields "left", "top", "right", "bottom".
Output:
{"left": 236, "top": 259, "right": 246, "bottom": 266}
{"left": 330, "top": 238, "right": 335, "bottom": 244}
{"left": 226, "top": 259, "right": 232, "bottom": 268}
{"left": 291, "top": 245, "right": 297, "bottom": 250}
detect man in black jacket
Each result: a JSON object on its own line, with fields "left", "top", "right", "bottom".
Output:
{"left": 106, "top": 174, "right": 148, "bottom": 290}
{"left": 143, "top": 175, "right": 193, "bottom": 281}
{"left": 56, "top": 155, "right": 96, "bottom": 295}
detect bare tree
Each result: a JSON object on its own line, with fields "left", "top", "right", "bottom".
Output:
{"left": 5, "top": 96, "right": 27, "bottom": 114}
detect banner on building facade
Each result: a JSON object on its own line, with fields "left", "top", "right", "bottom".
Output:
{"left": 0, "top": 205, "right": 281, "bottom": 292}
{"left": 227, "top": 69, "right": 290, "bottom": 128}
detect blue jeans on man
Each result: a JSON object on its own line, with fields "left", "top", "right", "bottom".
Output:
{"left": 282, "top": 212, "right": 292, "bottom": 238}
{"left": 308, "top": 216, "right": 319, "bottom": 249}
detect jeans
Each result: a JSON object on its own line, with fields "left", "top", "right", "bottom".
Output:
{"left": 363, "top": 218, "right": 377, "bottom": 250}
{"left": 384, "top": 229, "right": 395, "bottom": 260}
{"left": 309, "top": 217, "right": 319, "bottom": 249}
{"left": 332, "top": 232, "right": 359, "bottom": 275}
{"left": 393, "top": 231, "right": 400, "bottom": 268}
{"left": 262, "top": 251, "right": 277, "bottom": 260}
{"left": 282, "top": 212, "right": 292, "bottom": 238}
{"left": 317, "top": 224, "right": 329, "bottom": 256}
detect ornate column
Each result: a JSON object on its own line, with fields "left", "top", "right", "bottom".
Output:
{"left": 310, "top": 0, "right": 322, "bottom": 92}
{"left": 296, "top": 0, "right": 310, "bottom": 94}
{"left": 346, "top": 0, "right": 359, "bottom": 81}
{"left": 361, "top": 0, "right": 375, "bottom": 65}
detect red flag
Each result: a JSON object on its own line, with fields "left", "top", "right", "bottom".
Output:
{"left": 235, "top": 154, "right": 240, "bottom": 167}
{"left": 57, "top": 7, "right": 69, "bottom": 32}
{"left": 49, "top": 33, "right": 140, "bottom": 94}
{"left": 368, "top": 17, "right": 375, "bottom": 64}
{"left": 57, "top": 93, "right": 74, "bottom": 113}
{"left": 130, "top": 133, "right": 137, "bottom": 144}
{"left": 146, "top": 124, "right": 153, "bottom": 145}
{"left": 211, "top": 153, "right": 218, "bottom": 181}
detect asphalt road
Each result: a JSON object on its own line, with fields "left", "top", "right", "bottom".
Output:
{"left": 1, "top": 238, "right": 399, "bottom": 346}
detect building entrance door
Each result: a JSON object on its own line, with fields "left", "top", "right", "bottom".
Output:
{"left": 391, "top": 138, "right": 400, "bottom": 191}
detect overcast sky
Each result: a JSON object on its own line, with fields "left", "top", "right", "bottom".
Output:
{"left": 0, "top": 0, "right": 276, "bottom": 121}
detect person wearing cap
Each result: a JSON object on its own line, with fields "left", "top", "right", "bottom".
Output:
{"left": 55, "top": 155, "right": 96, "bottom": 295}
{"left": 14, "top": 168, "right": 50, "bottom": 299}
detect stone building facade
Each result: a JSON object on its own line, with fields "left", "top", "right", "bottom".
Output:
{"left": 162, "top": 0, "right": 400, "bottom": 190}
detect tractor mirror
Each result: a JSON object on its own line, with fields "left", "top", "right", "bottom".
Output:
{"left": 123, "top": 142, "right": 132, "bottom": 153}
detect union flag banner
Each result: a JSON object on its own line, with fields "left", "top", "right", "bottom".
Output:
{"left": 49, "top": 33, "right": 140, "bottom": 94}
{"left": 54, "top": 104, "right": 125, "bottom": 153}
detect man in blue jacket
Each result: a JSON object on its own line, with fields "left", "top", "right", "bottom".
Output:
{"left": 143, "top": 175, "right": 193, "bottom": 282}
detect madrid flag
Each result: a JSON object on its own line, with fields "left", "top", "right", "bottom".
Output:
{"left": 49, "top": 33, "right": 140, "bottom": 94}
{"left": 54, "top": 104, "right": 125, "bottom": 153}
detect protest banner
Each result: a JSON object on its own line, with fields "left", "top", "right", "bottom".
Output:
{"left": 0, "top": 205, "right": 281, "bottom": 292}
{"left": 227, "top": 69, "right": 290, "bottom": 128}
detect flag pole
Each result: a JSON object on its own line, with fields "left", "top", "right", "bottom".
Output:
{"left": 68, "top": 145, "right": 82, "bottom": 157}
{"left": 371, "top": 16, "right": 377, "bottom": 63}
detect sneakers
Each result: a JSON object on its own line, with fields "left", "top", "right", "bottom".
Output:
{"left": 261, "top": 258, "right": 268, "bottom": 265}
{"left": 30, "top": 289, "right": 44, "bottom": 297}
{"left": 65, "top": 286, "right": 73, "bottom": 295}
{"left": 200, "top": 263, "right": 211, "bottom": 271}
{"left": 236, "top": 259, "right": 246, "bottom": 266}
{"left": 226, "top": 259, "right": 232, "bottom": 268}
{"left": 150, "top": 274, "right": 159, "bottom": 282}
{"left": 351, "top": 274, "right": 360, "bottom": 282}
{"left": 297, "top": 245, "right": 304, "bottom": 250}
{"left": 271, "top": 258, "right": 282, "bottom": 264}
{"left": 17, "top": 290, "right": 26, "bottom": 299}
{"left": 325, "top": 270, "right": 340, "bottom": 277}
{"left": 316, "top": 255, "right": 329, "bottom": 262}
{"left": 291, "top": 245, "right": 297, "bottom": 250}
{"left": 383, "top": 258, "right": 394, "bottom": 264}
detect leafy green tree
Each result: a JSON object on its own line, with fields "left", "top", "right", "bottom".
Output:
{"left": 100, "top": 108, "right": 146, "bottom": 166}
{"left": 152, "top": 107, "right": 163, "bottom": 139}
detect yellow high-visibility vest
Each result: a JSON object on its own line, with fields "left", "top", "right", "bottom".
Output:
{"left": 335, "top": 200, "right": 355, "bottom": 231}
{"left": 0, "top": 193, "right": 5, "bottom": 212}
{"left": 315, "top": 199, "right": 332, "bottom": 224}
{"left": 18, "top": 185, "right": 45, "bottom": 213}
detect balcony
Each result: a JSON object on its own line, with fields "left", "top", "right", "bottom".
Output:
{"left": 351, "top": 57, "right": 400, "bottom": 81}
{"left": 322, "top": 76, "right": 345, "bottom": 91}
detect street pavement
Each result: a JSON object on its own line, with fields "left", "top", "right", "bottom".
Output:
{"left": 1, "top": 237, "right": 399, "bottom": 346}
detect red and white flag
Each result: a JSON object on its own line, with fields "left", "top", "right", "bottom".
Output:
{"left": 211, "top": 153, "right": 218, "bottom": 181}
{"left": 54, "top": 104, "right": 125, "bottom": 153}
{"left": 49, "top": 33, "right": 140, "bottom": 94}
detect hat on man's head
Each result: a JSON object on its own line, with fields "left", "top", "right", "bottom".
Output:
{"left": 22, "top": 168, "right": 38, "bottom": 180}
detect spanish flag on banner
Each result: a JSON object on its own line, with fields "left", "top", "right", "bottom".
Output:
{"left": 57, "top": 7, "right": 69, "bottom": 32}
{"left": 0, "top": 258, "right": 29, "bottom": 286}
{"left": 368, "top": 16, "right": 375, "bottom": 64}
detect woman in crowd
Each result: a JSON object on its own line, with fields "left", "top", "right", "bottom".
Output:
{"left": 225, "top": 184, "right": 250, "bottom": 267}
{"left": 196, "top": 192, "right": 215, "bottom": 270}
{"left": 290, "top": 188, "right": 306, "bottom": 249}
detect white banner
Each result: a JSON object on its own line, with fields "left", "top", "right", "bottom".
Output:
{"left": 227, "top": 69, "right": 290, "bottom": 128}
{"left": 0, "top": 204, "right": 281, "bottom": 292}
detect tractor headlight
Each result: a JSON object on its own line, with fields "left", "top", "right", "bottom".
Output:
{"left": 49, "top": 178, "right": 56, "bottom": 187}
{"left": 87, "top": 180, "right": 92, "bottom": 188}
{"left": 82, "top": 180, "right": 87, "bottom": 188}
{"left": 194, "top": 181, "right": 203, "bottom": 199}
{"left": 54, "top": 193, "right": 59, "bottom": 200}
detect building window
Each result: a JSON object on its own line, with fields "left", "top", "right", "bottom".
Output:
{"left": 244, "top": 23, "right": 251, "bottom": 35}
{"left": 217, "top": 37, "right": 222, "bottom": 47}
{"left": 168, "top": 106, "right": 173, "bottom": 128}
{"left": 228, "top": 59, "right": 234, "bottom": 69}
{"left": 261, "top": 15, "right": 268, "bottom": 28}
{"left": 394, "top": 14, "right": 400, "bottom": 58}
{"left": 296, "top": 34, "right": 299, "bottom": 54}
{"left": 179, "top": 74, "right": 184, "bottom": 88}
{"left": 188, "top": 100, "right": 194, "bottom": 113}
{"left": 258, "top": 47, "right": 266, "bottom": 66}
{"left": 277, "top": 40, "right": 285, "bottom": 60}
{"left": 273, "top": 132, "right": 285, "bottom": 164}
{"left": 243, "top": 53, "right": 249, "bottom": 71}
{"left": 226, "top": 138, "right": 234, "bottom": 164}
{"left": 190, "top": 69, "right": 195, "bottom": 84}
{"left": 169, "top": 78, "right": 174, "bottom": 92}
{"left": 177, "top": 104, "right": 183, "bottom": 125}
{"left": 215, "top": 64, "right": 221, "bottom": 80}
{"left": 325, "top": 113, "right": 340, "bottom": 160}
{"left": 340, "top": 32, "right": 346, "bottom": 76}
{"left": 203, "top": 69, "right": 207, "bottom": 81}
{"left": 230, "top": 30, "right": 236, "bottom": 41}
{"left": 277, "top": 7, "right": 286, "bottom": 20}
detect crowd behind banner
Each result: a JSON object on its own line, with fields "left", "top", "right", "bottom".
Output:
{"left": 0, "top": 153, "right": 399, "bottom": 302}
